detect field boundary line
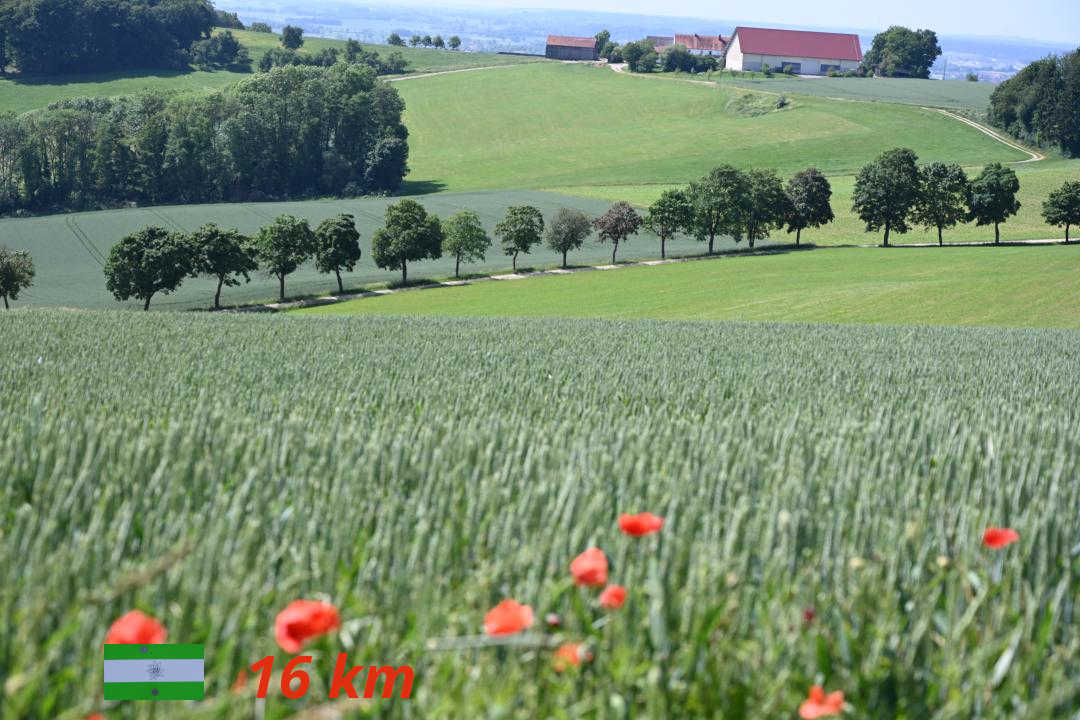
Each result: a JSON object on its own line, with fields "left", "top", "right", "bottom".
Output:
{"left": 237, "top": 238, "right": 1071, "bottom": 314}
{"left": 386, "top": 64, "right": 524, "bottom": 83}
{"left": 924, "top": 108, "right": 1044, "bottom": 164}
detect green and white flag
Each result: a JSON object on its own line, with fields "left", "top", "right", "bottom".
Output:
{"left": 104, "top": 644, "right": 204, "bottom": 700}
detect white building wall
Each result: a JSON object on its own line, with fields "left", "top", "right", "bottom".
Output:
{"left": 725, "top": 34, "right": 859, "bottom": 74}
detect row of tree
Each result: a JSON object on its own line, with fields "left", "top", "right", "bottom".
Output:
{"left": 592, "top": 31, "right": 719, "bottom": 74}
{"left": 852, "top": 148, "right": 1036, "bottom": 245}
{"left": 103, "top": 215, "right": 363, "bottom": 310}
{"left": 0, "top": 63, "right": 409, "bottom": 215}
{"left": 988, "top": 48, "right": 1080, "bottom": 157}
{"left": 6, "top": 178, "right": 1079, "bottom": 310}
{"left": 386, "top": 33, "right": 463, "bottom": 50}
{"left": 258, "top": 39, "right": 407, "bottom": 74}
{"left": 0, "top": 0, "right": 221, "bottom": 74}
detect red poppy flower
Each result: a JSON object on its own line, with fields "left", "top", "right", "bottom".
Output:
{"left": 274, "top": 600, "right": 340, "bottom": 653}
{"left": 85, "top": 715, "right": 105, "bottom": 720}
{"left": 618, "top": 512, "right": 664, "bottom": 537}
{"left": 483, "top": 599, "right": 534, "bottom": 636}
{"left": 570, "top": 547, "right": 608, "bottom": 587}
{"left": 802, "top": 607, "right": 816, "bottom": 625}
{"left": 552, "top": 642, "right": 592, "bottom": 672}
{"left": 104, "top": 610, "right": 167, "bottom": 645}
{"left": 799, "top": 685, "right": 844, "bottom": 718}
{"left": 598, "top": 584, "right": 627, "bottom": 609}
{"left": 983, "top": 527, "right": 1019, "bottom": 549}
{"left": 231, "top": 669, "right": 248, "bottom": 694}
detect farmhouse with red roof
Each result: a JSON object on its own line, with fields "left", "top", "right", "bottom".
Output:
{"left": 674, "top": 34, "right": 729, "bottom": 57}
{"left": 725, "top": 27, "right": 862, "bottom": 75}
{"left": 545, "top": 35, "right": 599, "bottom": 61}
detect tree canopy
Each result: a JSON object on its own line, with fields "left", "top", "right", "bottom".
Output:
{"left": 988, "top": 49, "right": 1080, "bottom": 157}
{"left": 743, "top": 168, "right": 787, "bottom": 248}
{"left": 313, "top": 214, "right": 362, "bottom": 293}
{"left": 104, "top": 226, "right": 194, "bottom": 310}
{"left": 252, "top": 214, "right": 314, "bottom": 300}
{"left": 593, "top": 202, "right": 642, "bottom": 264}
{"left": 0, "top": 245, "right": 34, "bottom": 309}
{"left": 2, "top": 0, "right": 217, "bottom": 74}
{"left": 281, "top": 25, "right": 304, "bottom": 49}
{"left": 1042, "top": 181, "right": 1080, "bottom": 243}
{"left": 545, "top": 208, "right": 593, "bottom": 268}
{"left": 784, "top": 168, "right": 834, "bottom": 246}
{"left": 687, "top": 165, "right": 752, "bottom": 254}
{"left": 371, "top": 200, "right": 444, "bottom": 284}
{"left": 860, "top": 26, "right": 942, "bottom": 78}
{"left": 0, "top": 64, "right": 409, "bottom": 215}
{"left": 443, "top": 210, "right": 491, "bottom": 277}
{"left": 852, "top": 148, "right": 921, "bottom": 246}
{"left": 912, "top": 163, "right": 970, "bottom": 246}
{"left": 190, "top": 223, "right": 257, "bottom": 309}
{"left": 644, "top": 189, "right": 690, "bottom": 259}
{"left": 495, "top": 206, "right": 544, "bottom": 272}
{"left": 969, "top": 163, "right": 1021, "bottom": 244}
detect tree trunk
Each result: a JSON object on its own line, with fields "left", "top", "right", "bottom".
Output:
{"left": 455, "top": 255, "right": 460, "bottom": 277}
{"left": 994, "top": 222, "right": 1000, "bottom": 245}
{"left": 512, "top": 252, "right": 517, "bottom": 271}
{"left": 214, "top": 276, "right": 224, "bottom": 309}
{"left": 661, "top": 236, "right": 666, "bottom": 259}
{"left": 336, "top": 269, "right": 343, "bottom": 293}
{"left": 401, "top": 262, "right": 407, "bottom": 284}
{"left": 708, "top": 234, "right": 715, "bottom": 255}
{"left": 143, "top": 295, "right": 152, "bottom": 311}
{"left": 1067, "top": 224, "right": 1071, "bottom": 244}
{"left": 938, "top": 226, "right": 943, "bottom": 247}
{"left": 795, "top": 228, "right": 801, "bottom": 247}
{"left": 278, "top": 274, "right": 285, "bottom": 301}
{"left": 883, "top": 222, "right": 891, "bottom": 247}
{"left": 611, "top": 241, "right": 618, "bottom": 265}
{"left": 562, "top": 250, "right": 567, "bottom": 268}
{"left": 2, "top": 294, "right": 8, "bottom": 309}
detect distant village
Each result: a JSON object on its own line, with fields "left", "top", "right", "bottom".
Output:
{"left": 545, "top": 26, "right": 864, "bottom": 76}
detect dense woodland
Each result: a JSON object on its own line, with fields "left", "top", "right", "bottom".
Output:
{"left": 989, "top": 48, "right": 1080, "bottom": 157}
{"left": 0, "top": 0, "right": 220, "bottom": 74}
{"left": 0, "top": 64, "right": 409, "bottom": 214}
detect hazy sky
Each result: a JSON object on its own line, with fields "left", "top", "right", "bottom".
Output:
{"left": 443, "top": 0, "right": 1079, "bottom": 44}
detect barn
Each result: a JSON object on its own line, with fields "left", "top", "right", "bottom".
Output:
{"left": 545, "top": 35, "right": 599, "bottom": 61}
{"left": 673, "top": 34, "right": 729, "bottom": 57}
{"left": 725, "top": 27, "right": 862, "bottom": 75}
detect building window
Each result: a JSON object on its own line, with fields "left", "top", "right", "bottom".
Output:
{"left": 820, "top": 64, "right": 840, "bottom": 74}
{"left": 780, "top": 61, "right": 802, "bottom": 74}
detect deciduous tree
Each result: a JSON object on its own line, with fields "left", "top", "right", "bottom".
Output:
{"left": 0, "top": 246, "right": 34, "bottom": 309}
{"left": 1042, "top": 180, "right": 1080, "bottom": 243}
{"left": 784, "top": 168, "right": 834, "bottom": 247}
{"left": 969, "top": 162, "right": 1021, "bottom": 244}
{"left": 252, "top": 215, "right": 314, "bottom": 301}
{"left": 371, "top": 200, "right": 444, "bottom": 284}
{"left": 282, "top": 25, "right": 304, "bottom": 50}
{"left": 644, "top": 189, "right": 690, "bottom": 258}
{"left": 313, "top": 214, "right": 362, "bottom": 292}
{"left": 495, "top": 206, "right": 544, "bottom": 271}
{"left": 104, "top": 226, "right": 194, "bottom": 311}
{"left": 687, "top": 165, "right": 751, "bottom": 254}
{"left": 448, "top": 36, "right": 461, "bottom": 50}
{"left": 388, "top": 33, "right": 405, "bottom": 46}
{"left": 593, "top": 202, "right": 642, "bottom": 264}
{"left": 189, "top": 223, "right": 258, "bottom": 309}
{"left": 861, "top": 26, "right": 941, "bottom": 78}
{"left": 433, "top": 36, "right": 445, "bottom": 49}
{"left": 443, "top": 210, "right": 491, "bottom": 277}
{"left": 852, "top": 148, "right": 920, "bottom": 246}
{"left": 912, "top": 163, "right": 970, "bottom": 246}
{"left": 545, "top": 208, "right": 592, "bottom": 268}
{"left": 744, "top": 168, "right": 787, "bottom": 248}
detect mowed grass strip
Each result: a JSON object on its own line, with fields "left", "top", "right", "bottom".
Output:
{"left": 724, "top": 74, "right": 997, "bottom": 112}
{"left": 298, "top": 245, "right": 1080, "bottom": 328}
{"left": 396, "top": 63, "right": 1025, "bottom": 191}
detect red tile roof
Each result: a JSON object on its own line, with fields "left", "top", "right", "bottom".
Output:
{"left": 674, "top": 34, "right": 728, "bottom": 52}
{"left": 546, "top": 35, "right": 597, "bottom": 49}
{"left": 733, "top": 27, "right": 862, "bottom": 61}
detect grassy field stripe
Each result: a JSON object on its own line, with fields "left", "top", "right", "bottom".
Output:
{"left": 103, "top": 681, "right": 204, "bottom": 701}
{"left": 104, "top": 644, "right": 203, "bottom": 660}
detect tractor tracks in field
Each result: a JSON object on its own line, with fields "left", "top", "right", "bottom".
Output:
{"left": 921, "top": 108, "right": 1045, "bottom": 164}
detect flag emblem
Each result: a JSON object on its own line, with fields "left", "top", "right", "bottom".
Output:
{"left": 104, "top": 644, "right": 204, "bottom": 700}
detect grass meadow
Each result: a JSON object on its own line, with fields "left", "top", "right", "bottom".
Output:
{"left": 2, "top": 310, "right": 1078, "bottom": 719}
{"left": 394, "top": 63, "right": 1026, "bottom": 192}
{"left": 298, "top": 245, "right": 1080, "bottom": 328}
{"left": 723, "top": 74, "right": 997, "bottom": 113}
{"left": 0, "top": 29, "right": 544, "bottom": 115}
